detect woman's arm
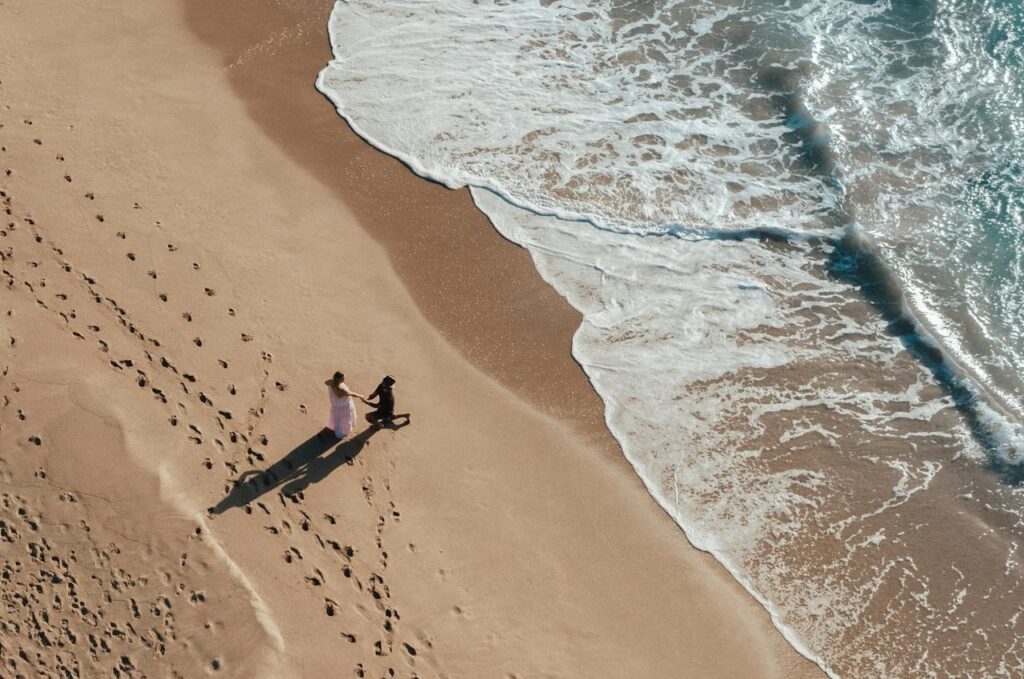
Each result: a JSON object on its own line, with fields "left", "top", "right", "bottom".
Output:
{"left": 339, "top": 386, "right": 366, "bottom": 400}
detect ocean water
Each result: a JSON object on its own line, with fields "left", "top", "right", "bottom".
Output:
{"left": 317, "top": 0, "right": 1024, "bottom": 676}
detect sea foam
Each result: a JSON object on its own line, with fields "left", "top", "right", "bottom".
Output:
{"left": 318, "top": 0, "right": 1024, "bottom": 675}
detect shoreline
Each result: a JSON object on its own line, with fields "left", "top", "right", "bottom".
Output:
{"left": 0, "top": 0, "right": 823, "bottom": 676}
{"left": 184, "top": 0, "right": 613, "bottom": 446}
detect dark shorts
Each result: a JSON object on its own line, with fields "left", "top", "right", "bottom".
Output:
{"left": 366, "top": 409, "right": 394, "bottom": 423}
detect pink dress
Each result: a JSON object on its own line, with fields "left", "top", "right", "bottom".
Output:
{"left": 327, "top": 384, "right": 357, "bottom": 439}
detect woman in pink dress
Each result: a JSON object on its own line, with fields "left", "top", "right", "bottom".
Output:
{"left": 324, "top": 371, "right": 365, "bottom": 440}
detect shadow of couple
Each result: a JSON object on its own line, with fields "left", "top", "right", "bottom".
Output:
{"left": 209, "top": 420, "right": 409, "bottom": 515}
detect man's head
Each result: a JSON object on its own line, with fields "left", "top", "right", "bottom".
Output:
{"left": 381, "top": 375, "right": 396, "bottom": 388}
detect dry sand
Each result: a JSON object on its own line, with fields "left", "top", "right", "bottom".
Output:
{"left": 0, "top": 0, "right": 822, "bottom": 677}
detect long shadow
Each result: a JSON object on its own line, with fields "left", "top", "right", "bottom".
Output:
{"left": 824, "top": 231, "right": 1024, "bottom": 483}
{"left": 209, "top": 428, "right": 377, "bottom": 514}
{"left": 754, "top": 57, "right": 1024, "bottom": 481}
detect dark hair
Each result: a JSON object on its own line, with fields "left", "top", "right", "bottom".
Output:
{"left": 381, "top": 375, "right": 396, "bottom": 387}
{"left": 333, "top": 371, "right": 344, "bottom": 383}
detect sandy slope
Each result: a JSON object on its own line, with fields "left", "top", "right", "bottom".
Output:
{"left": 0, "top": 0, "right": 821, "bottom": 677}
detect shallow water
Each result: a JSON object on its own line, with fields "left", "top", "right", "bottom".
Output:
{"left": 317, "top": 0, "right": 1024, "bottom": 675}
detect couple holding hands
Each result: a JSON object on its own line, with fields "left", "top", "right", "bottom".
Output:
{"left": 324, "top": 371, "right": 410, "bottom": 440}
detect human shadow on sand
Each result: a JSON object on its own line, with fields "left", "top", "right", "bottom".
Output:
{"left": 209, "top": 428, "right": 378, "bottom": 515}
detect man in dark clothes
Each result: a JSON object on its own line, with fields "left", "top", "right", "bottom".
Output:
{"left": 362, "top": 375, "right": 411, "bottom": 429}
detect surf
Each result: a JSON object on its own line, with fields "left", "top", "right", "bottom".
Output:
{"left": 317, "top": 0, "right": 1024, "bottom": 675}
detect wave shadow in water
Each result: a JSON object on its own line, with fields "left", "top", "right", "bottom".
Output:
{"left": 702, "top": 60, "right": 1024, "bottom": 481}
{"left": 825, "top": 229, "right": 1024, "bottom": 483}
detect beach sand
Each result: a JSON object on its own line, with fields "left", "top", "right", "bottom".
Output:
{"left": 0, "top": 0, "right": 822, "bottom": 677}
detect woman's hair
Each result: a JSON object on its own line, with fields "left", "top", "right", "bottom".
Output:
{"left": 332, "top": 371, "right": 344, "bottom": 383}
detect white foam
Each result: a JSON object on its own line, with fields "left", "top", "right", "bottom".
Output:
{"left": 317, "top": 0, "right": 1024, "bottom": 675}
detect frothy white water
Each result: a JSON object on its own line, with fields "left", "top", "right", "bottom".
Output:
{"left": 318, "top": 0, "right": 841, "bottom": 234}
{"left": 319, "top": 0, "right": 1024, "bottom": 440}
{"left": 472, "top": 188, "right": 1013, "bottom": 678}
{"left": 317, "top": 0, "right": 1024, "bottom": 675}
